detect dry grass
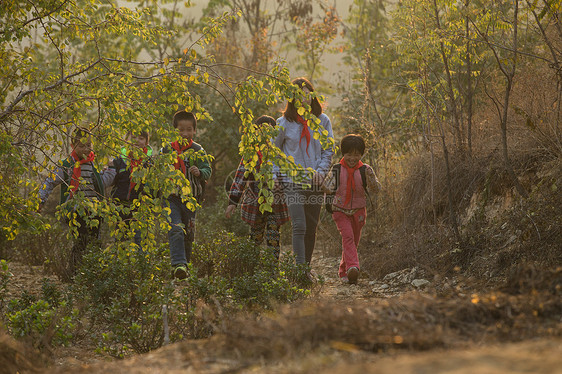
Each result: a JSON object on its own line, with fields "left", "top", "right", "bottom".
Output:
{"left": 357, "top": 72, "right": 562, "bottom": 281}
{"left": 214, "top": 266, "right": 561, "bottom": 361}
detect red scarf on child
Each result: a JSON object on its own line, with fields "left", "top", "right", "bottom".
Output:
{"left": 256, "top": 149, "right": 263, "bottom": 172}
{"left": 128, "top": 147, "right": 148, "bottom": 198}
{"left": 69, "top": 150, "right": 96, "bottom": 198}
{"left": 340, "top": 158, "right": 364, "bottom": 206}
{"left": 296, "top": 115, "right": 311, "bottom": 156}
{"left": 172, "top": 139, "right": 193, "bottom": 174}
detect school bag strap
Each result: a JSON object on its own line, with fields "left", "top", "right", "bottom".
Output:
{"left": 324, "top": 164, "right": 370, "bottom": 213}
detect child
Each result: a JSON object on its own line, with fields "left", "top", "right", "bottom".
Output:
{"left": 163, "top": 110, "right": 212, "bottom": 280}
{"left": 322, "top": 134, "right": 381, "bottom": 284}
{"left": 38, "top": 128, "right": 116, "bottom": 276}
{"left": 225, "top": 115, "right": 290, "bottom": 260}
{"left": 110, "top": 130, "right": 154, "bottom": 248}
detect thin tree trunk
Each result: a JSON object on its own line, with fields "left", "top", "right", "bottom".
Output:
{"left": 527, "top": 0, "right": 562, "bottom": 137}
{"left": 471, "top": 0, "right": 528, "bottom": 197}
{"left": 500, "top": 0, "right": 529, "bottom": 198}
{"left": 432, "top": 0, "right": 464, "bottom": 151}
{"left": 406, "top": 83, "right": 462, "bottom": 244}
{"left": 465, "top": 0, "right": 474, "bottom": 155}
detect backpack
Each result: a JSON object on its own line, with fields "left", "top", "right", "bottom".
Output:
{"left": 325, "top": 164, "right": 368, "bottom": 214}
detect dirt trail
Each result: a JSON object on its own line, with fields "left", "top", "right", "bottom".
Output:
{"left": 4, "top": 245, "right": 561, "bottom": 373}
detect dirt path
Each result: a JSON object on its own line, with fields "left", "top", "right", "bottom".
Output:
{"left": 4, "top": 245, "right": 561, "bottom": 374}
{"left": 309, "top": 242, "right": 426, "bottom": 300}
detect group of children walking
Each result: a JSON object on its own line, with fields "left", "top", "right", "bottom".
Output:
{"left": 39, "top": 77, "right": 381, "bottom": 285}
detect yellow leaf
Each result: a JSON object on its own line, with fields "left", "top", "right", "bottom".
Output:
{"left": 330, "top": 341, "right": 359, "bottom": 352}
{"left": 297, "top": 107, "right": 305, "bottom": 116}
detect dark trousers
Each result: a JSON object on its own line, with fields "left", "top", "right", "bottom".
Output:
{"left": 68, "top": 215, "right": 101, "bottom": 277}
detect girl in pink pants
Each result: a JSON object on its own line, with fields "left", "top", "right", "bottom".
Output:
{"left": 322, "top": 134, "right": 381, "bottom": 284}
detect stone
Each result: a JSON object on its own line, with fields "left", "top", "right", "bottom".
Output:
{"left": 411, "top": 279, "right": 430, "bottom": 288}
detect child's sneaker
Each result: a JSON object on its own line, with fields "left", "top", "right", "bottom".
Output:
{"left": 173, "top": 264, "right": 188, "bottom": 280}
{"left": 347, "top": 267, "right": 359, "bottom": 284}
{"left": 340, "top": 276, "right": 349, "bottom": 284}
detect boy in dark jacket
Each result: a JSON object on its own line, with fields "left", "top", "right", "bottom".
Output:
{"left": 163, "top": 111, "right": 212, "bottom": 279}
{"left": 110, "top": 131, "right": 153, "bottom": 249}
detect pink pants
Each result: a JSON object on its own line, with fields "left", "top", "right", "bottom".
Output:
{"left": 333, "top": 207, "right": 366, "bottom": 278}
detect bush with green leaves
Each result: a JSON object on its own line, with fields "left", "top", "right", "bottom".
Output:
{"left": 7, "top": 300, "right": 77, "bottom": 348}
{"left": 189, "top": 230, "right": 312, "bottom": 307}
{"left": 0, "top": 260, "right": 11, "bottom": 312}
{"left": 70, "top": 227, "right": 311, "bottom": 357}
{"left": 71, "top": 243, "right": 175, "bottom": 357}
{"left": 6, "top": 278, "right": 77, "bottom": 349}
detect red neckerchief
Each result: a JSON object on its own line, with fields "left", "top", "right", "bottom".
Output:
{"left": 256, "top": 149, "right": 263, "bottom": 172}
{"left": 172, "top": 139, "right": 193, "bottom": 175}
{"left": 296, "top": 115, "right": 311, "bottom": 156}
{"left": 128, "top": 147, "right": 148, "bottom": 198}
{"left": 69, "top": 150, "right": 95, "bottom": 198}
{"left": 340, "top": 158, "right": 364, "bottom": 206}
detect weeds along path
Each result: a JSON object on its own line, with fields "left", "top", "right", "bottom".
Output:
{"left": 5, "top": 239, "right": 561, "bottom": 374}
{"left": 42, "top": 246, "right": 562, "bottom": 374}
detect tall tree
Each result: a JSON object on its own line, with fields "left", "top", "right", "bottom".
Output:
{"left": 0, "top": 0, "right": 331, "bottom": 243}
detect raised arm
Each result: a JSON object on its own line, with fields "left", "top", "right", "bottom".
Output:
{"left": 38, "top": 166, "right": 66, "bottom": 206}
{"left": 365, "top": 165, "right": 381, "bottom": 195}
{"left": 195, "top": 148, "right": 212, "bottom": 181}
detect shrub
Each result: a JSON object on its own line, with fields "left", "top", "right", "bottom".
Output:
{"left": 190, "top": 230, "right": 312, "bottom": 307}
{"left": 6, "top": 299, "right": 77, "bottom": 349}
{"left": 73, "top": 242, "right": 178, "bottom": 357}
{"left": 0, "top": 260, "right": 11, "bottom": 311}
{"left": 71, "top": 229, "right": 312, "bottom": 357}
{"left": 4, "top": 276, "right": 76, "bottom": 350}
